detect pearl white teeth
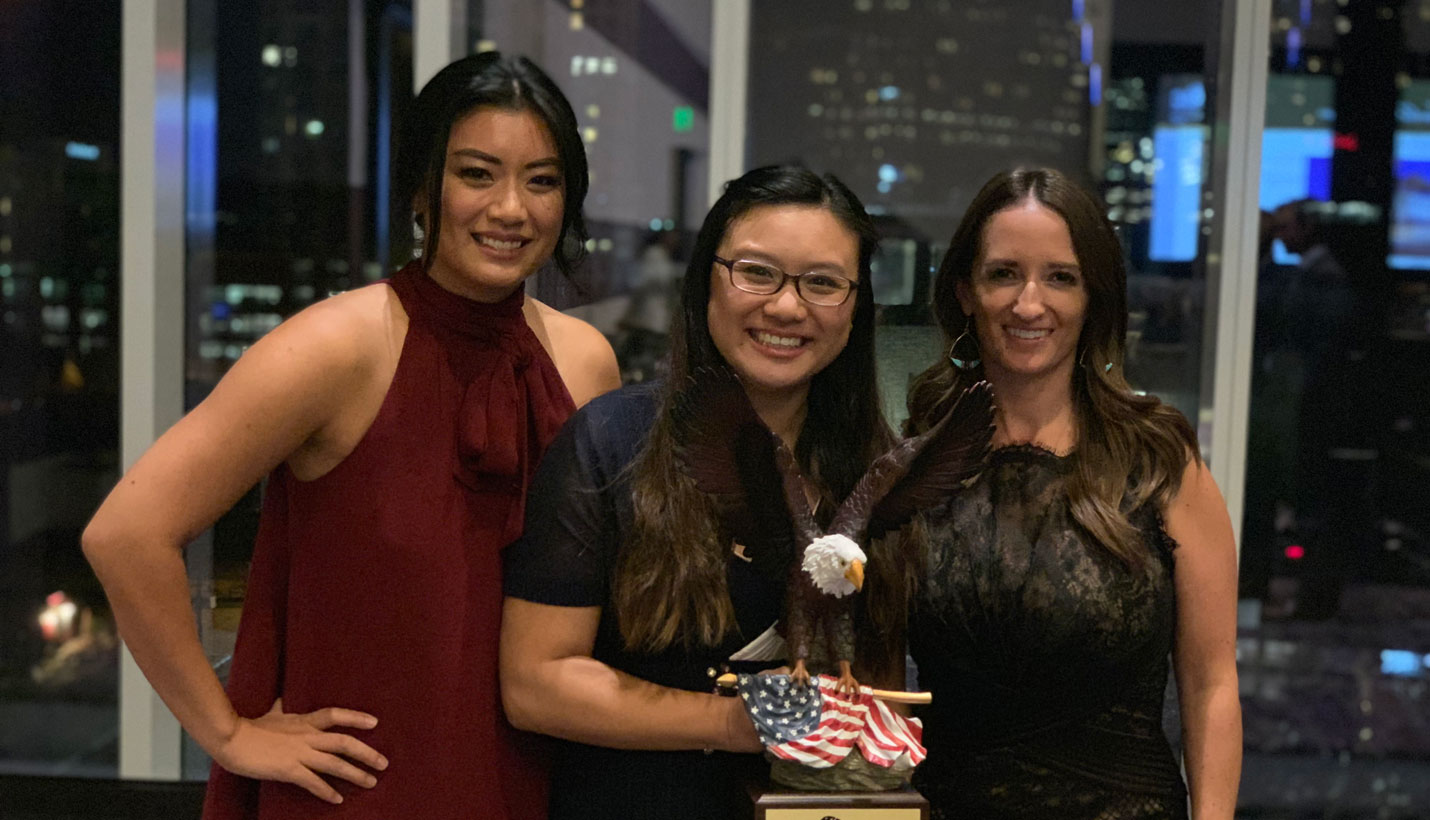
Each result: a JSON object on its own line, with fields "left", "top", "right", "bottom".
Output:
{"left": 1007, "top": 328, "right": 1049, "bottom": 340}
{"left": 478, "top": 236, "right": 523, "bottom": 250}
{"left": 755, "top": 331, "right": 804, "bottom": 348}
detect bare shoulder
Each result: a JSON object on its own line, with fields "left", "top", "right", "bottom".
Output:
{"left": 79, "top": 282, "right": 409, "bottom": 549}
{"left": 1171, "top": 455, "right": 1224, "bottom": 513}
{"left": 198, "top": 281, "right": 404, "bottom": 426}
{"left": 1164, "top": 455, "right": 1234, "bottom": 556}
{"left": 272, "top": 281, "right": 404, "bottom": 367}
{"left": 526, "top": 297, "right": 621, "bottom": 407}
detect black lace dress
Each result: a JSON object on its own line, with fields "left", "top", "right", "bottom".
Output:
{"left": 910, "top": 445, "right": 1188, "bottom": 819}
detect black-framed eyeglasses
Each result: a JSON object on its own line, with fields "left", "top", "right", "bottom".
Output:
{"left": 712, "top": 256, "right": 857, "bottom": 307}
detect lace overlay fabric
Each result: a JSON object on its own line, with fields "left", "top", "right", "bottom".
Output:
{"left": 910, "top": 445, "right": 1187, "bottom": 819}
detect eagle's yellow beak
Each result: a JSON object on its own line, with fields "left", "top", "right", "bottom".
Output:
{"left": 844, "top": 559, "right": 865, "bottom": 591}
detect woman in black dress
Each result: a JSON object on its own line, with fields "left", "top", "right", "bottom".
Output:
{"left": 904, "top": 168, "right": 1241, "bottom": 819}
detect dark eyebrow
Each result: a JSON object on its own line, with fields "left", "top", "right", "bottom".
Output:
{"left": 451, "top": 148, "right": 561, "bottom": 171}
{"left": 982, "top": 257, "right": 1080, "bottom": 272}
{"left": 727, "top": 248, "right": 852, "bottom": 275}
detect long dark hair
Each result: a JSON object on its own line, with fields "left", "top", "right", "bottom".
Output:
{"left": 392, "top": 51, "right": 589, "bottom": 276}
{"left": 906, "top": 167, "right": 1198, "bottom": 566}
{"left": 614, "top": 166, "right": 904, "bottom": 667}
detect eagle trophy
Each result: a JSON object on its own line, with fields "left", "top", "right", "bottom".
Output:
{"left": 671, "top": 366, "right": 995, "bottom": 694}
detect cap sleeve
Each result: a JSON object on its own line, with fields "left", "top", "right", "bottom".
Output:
{"left": 503, "top": 405, "right": 619, "bottom": 607}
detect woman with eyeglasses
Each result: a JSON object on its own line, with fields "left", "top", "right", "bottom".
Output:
{"left": 499, "top": 165, "right": 906, "bottom": 819}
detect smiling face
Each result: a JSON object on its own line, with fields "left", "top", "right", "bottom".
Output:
{"left": 706, "top": 204, "right": 860, "bottom": 406}
{"left": 421, "top": 107, "right": 564, "bottom": 302}
{"left": 957, "top": 198, "right": 1088, "bottom": 386}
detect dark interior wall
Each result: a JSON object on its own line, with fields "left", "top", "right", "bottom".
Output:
{"left": 1113, "top": 0, "right": 1210, "bottom": 46}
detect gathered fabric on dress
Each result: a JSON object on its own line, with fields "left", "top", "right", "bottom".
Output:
{"left": 203, "top": 262, "right": 574, "bottom": 820}
{"left": 910, "top": 445, "right": 1187, "bottom": 820}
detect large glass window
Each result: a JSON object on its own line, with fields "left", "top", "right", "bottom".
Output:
{"left": 1238, "top": 0, "right": 1430, "bottom": 814}
{"left": 9, "top": 3, "right": 1422, "bottom": 810}
{"left": 471, "top": 0, "right": 713, "bottom": 384}
{"left": 745, "top": 1, "right": 1211, "bottom": 429}
{"left": 180, "top": 0, "right": 415, "bottom": 779}
{"left": 0, "top": 1, "right": 122, "bottom": 777}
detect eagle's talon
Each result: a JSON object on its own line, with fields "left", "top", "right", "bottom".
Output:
{"left": 790, "top": 659, "right": 812, "bottom": 689}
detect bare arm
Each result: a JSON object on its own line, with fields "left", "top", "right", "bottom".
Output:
{"left": 1166, "top": 459, "right": 1243, "bottom": 820}
{"left": 499, "top": 598, "right": 762, "bottom": 752}
{"left": 81, "top": 288, "right": 396, "bottom": 803}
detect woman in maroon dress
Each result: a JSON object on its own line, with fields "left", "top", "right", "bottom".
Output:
{"left": 81, "top": 53, "right": 619, "bottom": 819}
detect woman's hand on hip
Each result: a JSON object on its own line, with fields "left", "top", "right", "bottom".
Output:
{"left": 213, "top": 698, "right": 388, "bottom": 804}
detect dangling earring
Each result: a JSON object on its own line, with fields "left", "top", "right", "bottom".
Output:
{"left": 1079, "top": 346, "right": 1115, "bottom": 375}
{"left": 411, "top": 215, "right": 425, "bottom": 260}
{"left": 948, "top": 326, "right": 981, "bottom": 371}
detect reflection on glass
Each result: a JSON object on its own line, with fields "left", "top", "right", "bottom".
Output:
{"left": 180, "top": 0, "right": 415, "bottom": 779}
{"left": 743, "top": 1, "right": 1216, "bottom": 425}
{"left": 0, "top": 2, "right": 121, "bottom": 777}
{"left": 1239, "top": 0, "right": 1430, "bottom": 814}
{"left": 1391, "top": 80, "right": 1430, "bottom": 269}
{"left": 473, "top": 0, "right": 712, "bottom": 385}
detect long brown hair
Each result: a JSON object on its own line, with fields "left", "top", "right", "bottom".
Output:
{"left": 906, "top": 167, "right": 1197, "bottom": 567}
{"left": 613, "top": 166, "right": 907, "bottom": 666}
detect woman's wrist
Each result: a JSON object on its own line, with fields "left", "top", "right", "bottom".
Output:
{"left": 718, "top": 694, "right": 761, "bottom": 753}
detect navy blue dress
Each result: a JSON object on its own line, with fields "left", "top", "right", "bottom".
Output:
{"left": 505, "top": 382, "right": 784, "bottom": 819}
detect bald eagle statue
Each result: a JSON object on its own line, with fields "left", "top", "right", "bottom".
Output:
{"left": 672, "top": 366, "right": 995, "bottom": 694}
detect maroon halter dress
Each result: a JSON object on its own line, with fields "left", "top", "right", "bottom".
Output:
{"left": 203, "top": 262, "right": 575, "bottom": 819}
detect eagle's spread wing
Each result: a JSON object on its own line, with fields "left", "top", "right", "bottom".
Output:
{"left": 867, "top": 380, "right": 995, "bottom": 540}
{"left": 825, "top": 381, "right": 995, "bottom": 542}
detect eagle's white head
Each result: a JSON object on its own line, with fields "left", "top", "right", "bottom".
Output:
{"left": 801, "top": 534, "right": 867, "bottom": 598}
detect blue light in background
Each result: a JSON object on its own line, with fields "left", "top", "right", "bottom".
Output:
{"left": 1287, "top": 28, "right": 1302, "bottom": 69}
{"left": 1089, "top": 63, "right": 1102, "bottom": 107}
{"left": 1389, "top": 130, "right": 1430, "bottom": 269}
{"left": 187, "top": 89, "right": 217, "bottom": 234}
{"left": 879, "top": 85, "right": 900, "bottom": 101}
{"left": 1259, "top": 129, "right": 1333, "bottom": 212}
{"left": 878, "top": 164, "right": 899, "bottom": 183}
{"left": 1259, "top": 127, "right": 1333, "bottom": 265}
{"left": 1081, "top": 22, "right": 1093, "bottom": 65}
{"left": 1149, "top": 126, "right": 1205, "bottom": 262}
{"left": 1165, "top": 81, "right": 1207, "bottom": 126}
{"left": 1072, "top": 0, "right": 1085, "bottom": 21}
{"left": 1381, "top": 649, "right": 1422, "bottom": 677}
{"left": 64, "top": 141, "right": 100, "bottom": 161}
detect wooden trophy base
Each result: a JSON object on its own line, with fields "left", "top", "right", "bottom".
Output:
{"left": 749, "top": 784, "right": 929, "bottom": 820}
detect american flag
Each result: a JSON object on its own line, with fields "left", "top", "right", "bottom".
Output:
{"left": 736, "top": 673, "right": 926, "bottom": 770}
